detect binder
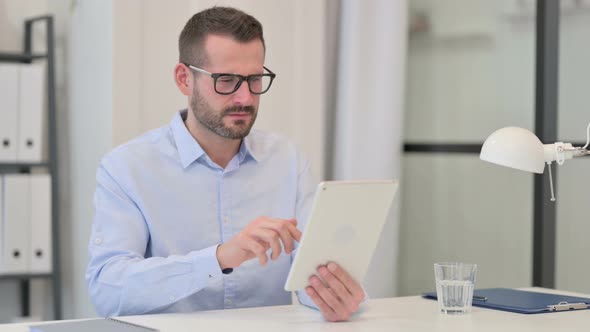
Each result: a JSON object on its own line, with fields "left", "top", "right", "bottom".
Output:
{"left": 1, "top": 174, "right": 31, "bottom": 274}
{"left": 0, "top": 176, "right": 3, "bottom": 270}
{"left": 423, "top": 288, "right": 590, "bottom": 314}
{"left": 29, "top": 174, "right": 52, "bottom": 273}
{"left": 17, "top": 63, "right": 46, "bottom": 163}
{"left": 0, "top": 64, "right": 20, "bottom": 162}
{"left": 29, "top": 317, "right": 159, "bottom": 332}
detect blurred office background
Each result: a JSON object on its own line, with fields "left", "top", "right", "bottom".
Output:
{"left": 0, "top": 0, "right": 588, "bottom": 323}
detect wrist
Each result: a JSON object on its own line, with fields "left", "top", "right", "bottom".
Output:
{"left": 216, "top": 244, "right": 230, "bottom": 270}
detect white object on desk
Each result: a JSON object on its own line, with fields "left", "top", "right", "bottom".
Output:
{"left": 284, "top": 180, "right": 398, "bottom": 291}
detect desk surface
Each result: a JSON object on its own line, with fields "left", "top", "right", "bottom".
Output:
{"left": 3, "top": 288, "right": 590, "bottom": 332}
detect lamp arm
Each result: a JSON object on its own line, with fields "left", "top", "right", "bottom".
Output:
{"left": 574, "top": 148, "right": 590, "bottom": 157}
{"left": 551, "top": 122, "right": 590, "bottom": 159}
{"left": 543, "top": 141, "right": 589, "bottom": 165}
{"left": 562, "top": 146, "right": 590, "bottom": 157}
{"left": 542, "top": 133, "right": 589, "bottom": 203}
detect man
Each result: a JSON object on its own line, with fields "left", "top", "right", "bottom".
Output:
{"left": 86, "top": 6, "right": 364, "bottom": 322}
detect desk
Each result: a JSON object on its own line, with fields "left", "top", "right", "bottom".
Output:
{"left": 2, "top": 288, "right": 589, "bottom": 332}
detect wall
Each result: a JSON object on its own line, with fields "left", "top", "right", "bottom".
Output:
{"left": 67, "top": 0, "right": 113, "bottom": 319}
{"left": 400, "top": 0, "right": 590, "bottom": 296}
{"left": 555, "top": 7, "right": 590, "bottom": 294}
{"left": 331, "top": 0, "right": 407, "bottom": 298}
{"left": 399, "top": 0, "right": 536, "bottom": 295}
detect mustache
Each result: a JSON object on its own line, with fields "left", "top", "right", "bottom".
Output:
{"left": 223, "top": 106, "right": 255, "bottom": 116}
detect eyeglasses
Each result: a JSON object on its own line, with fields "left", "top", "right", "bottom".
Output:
{"left": 184, "top": 63, "right": 276, "bottom": 95}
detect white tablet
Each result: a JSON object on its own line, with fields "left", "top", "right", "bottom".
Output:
{"left": 284, "top": 180, "right": 398, "bottom": 291}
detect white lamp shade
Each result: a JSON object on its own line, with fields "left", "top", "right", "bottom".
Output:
{"left": 480, "top": 127, "right": 545, "bottom": 174}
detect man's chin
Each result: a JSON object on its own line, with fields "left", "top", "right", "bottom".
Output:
{"left": 221, "top": 125, "right": 253, "bottom": 139}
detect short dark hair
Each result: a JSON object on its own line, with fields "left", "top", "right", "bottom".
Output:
{"left": 179, "top": 6, "right": 265, "bottom": 67}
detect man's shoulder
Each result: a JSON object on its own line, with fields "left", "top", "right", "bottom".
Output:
{"left": 101, "top": 125, "right": 173, "bottom": 168}
{"left": 247, "top": 129, "right": 300, "bottom": 157}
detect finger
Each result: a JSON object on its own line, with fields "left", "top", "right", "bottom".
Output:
{"left": 318, "top": 266, "right": 358, "bottom": 313}
{"left": 288, "top": 219, "right": 303, "bottom": 242}
{"left": 245, "top": 237, "right": 268, "bottom": 266}
{"left": 275, "top": 218, "right": 302, "bottom": 242}
{"left": 309, "top": 275, "right": 350, "bottom": 320}
{"left": 269, "top": 218, "right": 301, "bottom": 242}
{"left": 264, "top": 219, "right": 302, "bottom": 253}
{"left": 251, "top": 228, "right": 282, "bottom": 260}
{"left": 327, "top": 263, "right": 365, "bottom": 303}
{"left": 260, "top": 219, "right": 295, "bottom": 254}
{"left": 305, "top": 286, "right": 339, "bottom": 322}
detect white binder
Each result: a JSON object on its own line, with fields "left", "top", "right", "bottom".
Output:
{"left": 2, "top": 174, "right": 30, "bottom": 274}
{"left": 0, "top": 176, "right": 4, "bottom": 272}
{"left": 17, "top": 63, "right": 46, "bottom": 163}
{"left": 29, "top": 174, "right": 52, "bottom": 273}
{"left": 0, "top": 64, "right": 20, "bottom": 162}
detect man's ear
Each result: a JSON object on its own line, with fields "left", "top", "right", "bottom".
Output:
{"left": 174, "top": 63, "right": 192, "bottom": 96}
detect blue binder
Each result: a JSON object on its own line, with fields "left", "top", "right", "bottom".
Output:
{"left": 423, "top": 288, "right": 590, "bottom": 314}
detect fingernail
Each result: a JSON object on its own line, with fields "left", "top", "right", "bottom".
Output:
{"left": 319, "top": 267, "right": 328, "bottom": 276}
{"left": 328, "top": 263, "right": 337, "bottom": 272}
{"left": 311, "top": 277, "right": 320, "bottom": 286}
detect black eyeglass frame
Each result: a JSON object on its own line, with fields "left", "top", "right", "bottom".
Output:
{"left": 184, "top": 63, "right": 276, "bottom": 95}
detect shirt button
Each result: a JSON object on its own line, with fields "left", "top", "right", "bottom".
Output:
{"left": 169, "top": 296, "right": 175, "bottom": 301}
{"left": 226, "top": 299, "right": 232, "bottom": 305}
{"left": 94, "top": 238, "right": 102, "bottom": 245}
{"left": 223, "top": 217, "right": 228, "bottom": 224}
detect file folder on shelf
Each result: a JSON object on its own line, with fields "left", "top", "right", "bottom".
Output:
{"left": 0, "top": 176, "right": 3, "bottom": 269}
{"left": 0, "top": 64, "right": 20, "bottom": 162}
{"left": 423, "top": 288, "right": 590, "bottom": 314}
{"left": 17, "top": 63, "right": 46, "bottom": 163}
{"left": 29, "top": 174, "right": 52, "bottom": 273}
{"left": 1, "top": 174, "right": 31, "bottom": 274}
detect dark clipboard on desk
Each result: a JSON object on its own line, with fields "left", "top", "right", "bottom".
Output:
{"left": 423, "top": 288, "right": 590, "bottom": 314}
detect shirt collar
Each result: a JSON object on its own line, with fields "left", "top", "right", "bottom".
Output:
{"left": 241, "top": 134, "right": 260, "bottom": 163}
{"left": 171, "top": 110, "right": 205, "bottom": 168}
{"left": 171, "top": 109, "right": 260, "bottom": 168}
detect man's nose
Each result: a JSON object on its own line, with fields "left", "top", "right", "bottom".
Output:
{"left": 231, "top": 81, "right": 254, "bottom": 105}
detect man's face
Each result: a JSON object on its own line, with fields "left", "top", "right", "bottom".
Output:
{"left": 190, "top": 35, "right": 265, "bottom": 139}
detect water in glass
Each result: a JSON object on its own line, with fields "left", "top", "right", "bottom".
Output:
{"left": 436, "top": 279, "right": 474, "bottom": 314}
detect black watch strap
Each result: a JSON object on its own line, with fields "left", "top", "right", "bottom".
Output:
{"left": 222, "top": 268, "right": 233, "bottom": 274}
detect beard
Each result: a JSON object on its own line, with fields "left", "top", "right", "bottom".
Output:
{"left": 190, "top": 88, "right": 258, "bottom": 140}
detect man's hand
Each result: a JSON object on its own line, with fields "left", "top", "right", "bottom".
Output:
{"left": 216, "top": 217, "right": 302, "bottom": 269}
{"left": 305, "top": 262, "right": 365, "bottom": 322}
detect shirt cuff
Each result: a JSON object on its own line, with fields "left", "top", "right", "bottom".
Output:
{"left": 189, "top": 244, "right": 224, "bottom": 279}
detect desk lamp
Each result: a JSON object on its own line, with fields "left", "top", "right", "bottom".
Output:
{"left": 479, "top": 123, "right": 590, "bottom": 201}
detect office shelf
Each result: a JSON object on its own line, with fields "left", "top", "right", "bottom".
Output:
{"left": 0, "top": 15, "right": 61, "bottom": 320}
{"left": 0, "top": 53, "right": 47, "bottom": 63}
{"left": 0, "top": 274, "right": 52, "bottom": 281}
{"left": 0, "top": 163, "right": 50, "bottom": 171}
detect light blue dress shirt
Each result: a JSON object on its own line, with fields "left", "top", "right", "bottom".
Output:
{"left": 86, "top": 110, "right": 317, "bottom": 316}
